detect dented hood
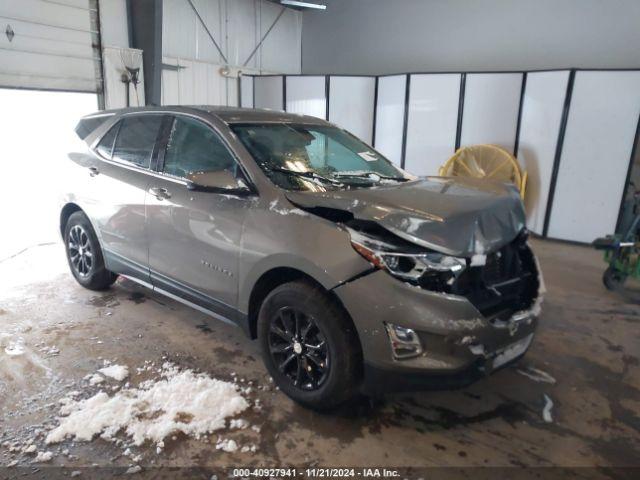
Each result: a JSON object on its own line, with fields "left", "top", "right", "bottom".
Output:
{"left": 285, "top": 177, "right": 526, "bottom": 257}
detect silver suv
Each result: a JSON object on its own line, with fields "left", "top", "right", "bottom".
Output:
{"left": 61, "top": 106, "right": 542, "bottom": 409}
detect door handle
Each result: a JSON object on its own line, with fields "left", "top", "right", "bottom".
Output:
{"left": 88, "top": 166, "right": 99, "bottom": 177}
{"left": 149, "top": 186, "right": 171, "bottom": 200}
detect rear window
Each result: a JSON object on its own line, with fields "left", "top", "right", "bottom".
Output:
{"left": 112, "top": 115, "right": 163, "bottom": 168}
{"left": 75, "top": 115, "right": 112, "bottom": 140}
{"left": 95, "top": 123, "right": 119, "bottom": 159}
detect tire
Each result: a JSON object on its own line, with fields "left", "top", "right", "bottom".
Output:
{"left": 603, "top": 266, "right": 626, "bottom": 291}
{"left": 64, "top": 211, "right": 117, "bottom": 291}
{"left": 258, "top": 280, "right": 362, "bottom": 410}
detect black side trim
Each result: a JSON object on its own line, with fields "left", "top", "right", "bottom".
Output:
{"left": 149, "top": 269, "right": 245, "bottom": 326}
{"left": 104, "top": 249, "right": 250, "bottom": 336}
{"left": 543, "top": 69, "right": 576, "bottom": 237}
{"left": 104, "top": 249, "right": 150, "bottom": 283}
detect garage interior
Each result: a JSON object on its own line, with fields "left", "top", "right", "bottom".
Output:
{"left": 1, "top": 0, "right": 639, "bottom": 477}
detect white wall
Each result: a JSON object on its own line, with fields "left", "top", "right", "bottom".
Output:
{"left": 547, "top": 71, "right": 640, "bottom": 242}
{"left": 98, "top": 0, "right": 129, "bottom": 48}
{"left": 162, "top": 0, "right": 302, "bottom": 106}
{"left": 302, "top": 0, "right": 640, "bottom": 75}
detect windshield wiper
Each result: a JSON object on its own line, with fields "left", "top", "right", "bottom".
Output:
{"left": 262, "top": 165, "right": 344, "bottom": 186}
{"left": 332, "top": 172, "right": 410, "bottom": 183}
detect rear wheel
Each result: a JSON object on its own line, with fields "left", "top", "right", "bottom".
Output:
{"left": 258, "top": 280, "right": 362, "bottom": 410}
{"left": 64, "top": 211, "right": 117, "bottom": 290}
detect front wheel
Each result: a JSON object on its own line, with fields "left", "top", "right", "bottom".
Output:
{"left": 603, "top": 266, "right": 627, "bottom": 291}
{"left": 64, "top": 211, "right": 117, "bottom": 290}
{"left": 258, "top": 280, "right": 362, "bottom": 410}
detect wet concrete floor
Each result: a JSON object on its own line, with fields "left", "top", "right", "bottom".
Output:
{"left": 0, "top": 239, "right": 638, "bottom": 475}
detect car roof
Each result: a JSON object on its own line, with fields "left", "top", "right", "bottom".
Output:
{"left": 83, "top": 105, "right": 329, "bottom": 126}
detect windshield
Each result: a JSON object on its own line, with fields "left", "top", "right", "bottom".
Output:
{"left": 231, "top": 123, "right": 411, "bottom": 191}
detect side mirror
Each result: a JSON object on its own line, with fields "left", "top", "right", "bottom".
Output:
{"left": 186, "top": 170, "right": 254, "bottom": 196}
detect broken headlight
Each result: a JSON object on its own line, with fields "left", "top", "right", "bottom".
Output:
{"left": 348, "top": 228, "right": 466, "bottom": 281}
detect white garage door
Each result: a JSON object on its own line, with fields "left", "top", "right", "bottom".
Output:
{"left": 0, "top": 0, "right": 100, "bottom": 92}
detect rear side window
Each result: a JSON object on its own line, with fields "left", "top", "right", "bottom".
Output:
{"left": 75, "top": 115, "right": 112, "bottom": 140}
{"left": 95, "top": 123, "right": 119, "bottom": 159}
{"left": 163, "top": 116, "right": 237, "bottom": 178}
{"left": 112, "top": 115, "right": 163, "bottom": 168}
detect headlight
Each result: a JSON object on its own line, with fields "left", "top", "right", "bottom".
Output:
{"left": 348, "top": 228, "right": 466, "bottom": 281}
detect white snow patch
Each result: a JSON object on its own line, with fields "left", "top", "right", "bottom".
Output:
{"left": 125, "top": 465, "right": 142, "bottom": 474}
{"left": 98, "top": 364, "right": 129, "bottom": 382}
{"left": 4, "top": 337, "right": 25, "bottom": 356}
{"left": 542, "top": 394, "right": 554, "bottom": 423}
{"left": 32, "top": 451, "right": 53, "bottom": 463}
{"left": 216, "top": 438, "right": 238, "bottom": 452}
{"left": 516, "top": 366, "right": 556, "bottom": 384}
{"left": 88, "top": 373, "right": 104, "bottom": 386}
{"left": 46, "top": 363, "right": 249, "bottom": 447}
{"left": 268, "top": 199, "right": 308, "bottom": 217}
{"left": 229, "top": 418, "right": 249, "bottom": 429}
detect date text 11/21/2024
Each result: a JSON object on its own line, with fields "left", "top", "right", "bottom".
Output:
{"left": 230, "top": 468, "right": 402, "bottom": 478}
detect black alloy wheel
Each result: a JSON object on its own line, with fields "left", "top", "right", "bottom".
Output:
{"left": 268, "top": 306, "right": 329, "bottom": 391}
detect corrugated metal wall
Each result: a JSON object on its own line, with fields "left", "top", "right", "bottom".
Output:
{"left": 161, "top": 0, "right": 302, "bottom": 106}
{"left": 0, "top": 0, "right": 101, "bottom": 92}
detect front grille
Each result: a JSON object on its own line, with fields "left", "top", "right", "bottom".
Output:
{"left": 418, "top": 233, "right": 539, "bottom": 320}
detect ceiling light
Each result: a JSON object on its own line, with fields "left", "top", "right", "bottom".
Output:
{"left": 281, "top": 0, "right": 327, "bottom": 10}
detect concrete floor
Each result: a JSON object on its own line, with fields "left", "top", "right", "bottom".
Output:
{"left": 0, "top": 238, "right": 639, "bottom": 475}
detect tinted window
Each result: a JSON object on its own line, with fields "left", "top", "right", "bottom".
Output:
{"left": 95, "top": 123, "right": 119, "bottom": 159}
{"left": 76, "top": 115, "right": 112, "bottom": 140}
{"left": 163, "top": 116, "right": 236, "bottom": 178}
{"left": 112, "top": 115, "right": 163, "bottom": 168}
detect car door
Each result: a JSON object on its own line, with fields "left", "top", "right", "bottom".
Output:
{"left": 88, "top": 113, "right": 165, "bottom": 283}
{"left": 146, "top": 114, "right": 254, "bottom": 322}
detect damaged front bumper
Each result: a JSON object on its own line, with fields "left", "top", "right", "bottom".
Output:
{"left": 332, "top": 268, "right": 542, "bottom": 395}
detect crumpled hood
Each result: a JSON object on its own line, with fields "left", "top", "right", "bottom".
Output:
{"left": 285, "top": 177, "right": 526, "bottom": 257}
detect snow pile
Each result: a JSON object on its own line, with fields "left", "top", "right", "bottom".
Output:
{"left": 98, "top": 364, "right": 129, "bottom": 381}
{"left": 45, "top": 363, "right": 249, "bottom": 447}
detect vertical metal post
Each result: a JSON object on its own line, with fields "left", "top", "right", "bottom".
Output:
{"left": 543, "top": 69, "right": 576, "bottom": 237}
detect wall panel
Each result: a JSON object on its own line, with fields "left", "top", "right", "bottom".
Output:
{"left": 460, "top": 73, "right": 523, "bottom": 152}
{"left": 374, "top": 75, "right": 406, "bottom": 166}
{"left": 254, "top": 76, "right": 283, "bottom": 110}
{"left": 285, "top": 76, "right": 326, "bottom": 119}
{"left": 404, "top": 74, "right": 460, "bottom": 176}
{"left": 328, "top": 76, "right": 375, "bottom": 144}
{"left": 240, "top": 75, "right": 254, "bottom": 108}
{"left": 548, "top": 71, "right": 640, "bottom": 242}
{"left": 516, "top": 71, "right": 570, "bottom": 234}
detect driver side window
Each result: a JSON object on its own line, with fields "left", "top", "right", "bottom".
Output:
{"left": 163, "top": 116, "right": 237, "bottom": 178}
